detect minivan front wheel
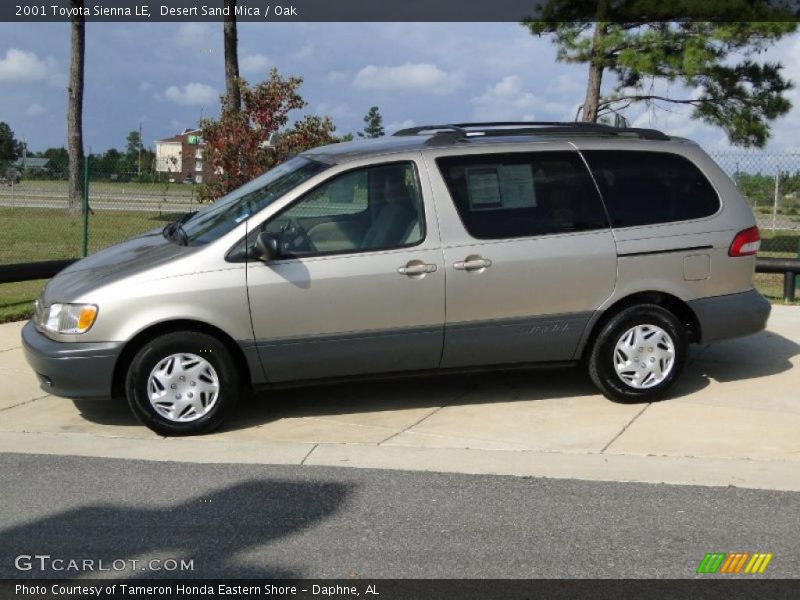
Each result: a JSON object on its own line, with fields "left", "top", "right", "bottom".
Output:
{"left": 588, "top": 304, "right": 687, "bottom": 402}
{"left": 125, "top": 331, "right": 240, "bottom": 436}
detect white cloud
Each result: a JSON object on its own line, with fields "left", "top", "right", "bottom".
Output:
{"left": 354, "top": 63, "right": 460, "bottom": 95}
{"left": 624, "top": 79, "right": 712, "bottom": 140}
{"left": 770, "top": 36, "right": 800, "bottom": 86}
{"left": 471, "top": 75, "right": 563, "bottom": 120}
{"left": 240, "top": 53, "right": 270, "bottom": 75}
{"left": 630, "top": 106, "right": 702, "bottom": 139}
{"left": 552, "top": 74, "right": 584, "bottom": 95}
{"left": 0, "top": 49, "right": 57, "bottom": 83}
{"left": 158, "top": 82, "right": 218, "bottom": 106}
{"left": 25, "top": 103, "right": 45, "bottom": 116}
{"left": 328, "top": 70, "right": 348, "bottom": 83}
{"left": 168, "top": 119, "right": 185, "bottom": 133}
{"left": 293, "top": 44, "right": 315, "bottom": 61}
{"left": 139, "top": 81, "right": 154, "bottom": 93}
{"left": 764, "top": 36, "right": 800, "bottom": 150}
{"left": 316, "top": 102, "right": 351, "bottom": 120}
{"left": 385, "top": 119, "right": 415, "bottom": 134}
{"left": 176, "top": 23, "right": 210, "bottom": 48}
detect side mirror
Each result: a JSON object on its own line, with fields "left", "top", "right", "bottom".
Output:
{"left": 255, "top": 232, "right": 281, "bottom": 262}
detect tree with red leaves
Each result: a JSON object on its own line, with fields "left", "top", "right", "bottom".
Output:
{"left": 200, "top": 69, "right": 338, "bottom": 198}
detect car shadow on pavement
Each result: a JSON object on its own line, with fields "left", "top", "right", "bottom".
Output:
{"left": 69, "top": 330, "right": 799, "bottom": 432}
{"left": 71, "top": 367, "right": 596, "bottom": 430}
{"left": 71, "top": 397, "right": 140, "bottom": 426}
{"left": 673, "top": 330, "right": 800, "bottom": 396}
{"left": 0, "top": 475, "right": 353, "bottom": 579}
{"left": 236, "top": 367, "right": 600, "bottom": 426}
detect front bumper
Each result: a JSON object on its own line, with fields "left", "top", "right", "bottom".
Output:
{"left": 688, "top": 289, "right": 771, "bottom": 344}
{"left": 21, "top": 321, "right": 124, "bottom": 399}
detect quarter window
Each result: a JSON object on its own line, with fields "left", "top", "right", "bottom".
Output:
{"left": 436, "top": 152, "right": 609, "bottom": 240}
{"left": 581, "top": 150, "right": 720, "bottom": 228}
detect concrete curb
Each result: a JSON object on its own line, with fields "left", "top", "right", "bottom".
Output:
{"left": 2, "top": 430, "right": 799, "bottom": 492}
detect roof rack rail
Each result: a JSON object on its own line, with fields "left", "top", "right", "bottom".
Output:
{"left": 392, "top": 121, "right": 670, "bottom": 143}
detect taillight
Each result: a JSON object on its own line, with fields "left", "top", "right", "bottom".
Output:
{"left": 729, "top": 226, "right": 761, "bottom": 257}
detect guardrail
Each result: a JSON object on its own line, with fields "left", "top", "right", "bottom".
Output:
{"left": 756, "top": 257, "right": 800, "bottom": 302}
{"left": 0, "top": 260, "right": 77, "bottom": 284}
{"left": 1, "top": 257, "right": 799, "bottom": 300}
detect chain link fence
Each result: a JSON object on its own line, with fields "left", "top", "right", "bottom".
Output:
{"left": 709, "top": 150, "right": 800, "bottom": 299}
{"left": 0, "top": 158, "right": 201, "bottom": 265}
{"left": 0, "top": 156, "right": 203, "bottom": 320}
{"left": 2, "top": 149, "right": 799, "bottom": 320}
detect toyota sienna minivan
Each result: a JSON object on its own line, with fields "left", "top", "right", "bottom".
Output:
{"left": 22, "top": 122, "right": 771, "bottom": 435}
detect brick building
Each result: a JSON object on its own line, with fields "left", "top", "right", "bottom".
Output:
{"left": 154, "top": 128, "right": 216, "bottom": 184}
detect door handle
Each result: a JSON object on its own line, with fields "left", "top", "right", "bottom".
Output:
{"left": 398, "top": 262, "right": 438, "bottom": 276}
{"left": 453, "top": 257, "right": 492, "bottom": 271}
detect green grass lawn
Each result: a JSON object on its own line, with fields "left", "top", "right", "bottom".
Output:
{"left": 0, "top": 279, "right": 46, "bottom": 322}
{"left": 0, "top": 207, "right": 181, "bottom": 323}
{"left": 0, "top": 206, "right": 177, "bottom": 264}
{"left": 1, "top": 209, "right": 798, "bottom": 324}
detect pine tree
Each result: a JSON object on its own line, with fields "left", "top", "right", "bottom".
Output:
{"left": 358, "top": 106, "right": 385, "bottom": 138}
{"left": 523, "top": 4, "right": 796, "bottom": 147}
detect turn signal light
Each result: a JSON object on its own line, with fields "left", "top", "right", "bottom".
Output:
{"left": 77, "top": 306, "right": 98, "bottom": 331}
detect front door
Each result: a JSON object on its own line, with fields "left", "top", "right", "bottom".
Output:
{"left": 246, "top": 160, "right": 445, "bottom": 382}
{"left": 428, "top": 149, "right": 618, "bottom": 368}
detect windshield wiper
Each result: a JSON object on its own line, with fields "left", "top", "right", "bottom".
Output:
{"left": 162, "top": 211, "right": 196, "bottom": 245}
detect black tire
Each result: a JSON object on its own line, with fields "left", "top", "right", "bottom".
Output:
{"left": 125, "top": 331, "right": 240, "bottom": 436}
{"left": 588, "top": 304, "right": 687, "bottom": 403}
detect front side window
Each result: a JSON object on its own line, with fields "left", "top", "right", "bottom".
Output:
{"left": 436, "top": 151, "right": 609, "bottom": 240}
{"left": 581, "top": 150, "right": 720, "bottom": 228}
{"left": 253, "top": 162, "right": 425, "bottom": 257}
{"left": 179, "top": 155, "right": 329, "bottom": 245}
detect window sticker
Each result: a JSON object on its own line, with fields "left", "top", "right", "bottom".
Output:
{"left": 466, "top": 167, "right": 502, "bottom": 209}
{"left": 466, "top": 165, "right": 536, "bottom": 210}
{"left": 499, "top": 164, "right": 536, "bottom": 208}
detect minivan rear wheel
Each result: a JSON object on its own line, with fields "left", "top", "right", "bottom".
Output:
{"left": 588, "top": 304, "right": 687, "bottom": 402}
{"left": 125, "top": 331, "right": 240, "bottom": 436}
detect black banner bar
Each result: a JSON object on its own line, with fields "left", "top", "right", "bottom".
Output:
{"left": 3, "top": 0, "right": 800, "bottom": 23}
{"left": 3, "top": 579, "right": 800, "bottom": 600}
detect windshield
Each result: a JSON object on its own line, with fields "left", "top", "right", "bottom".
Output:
{"left": 179, "top": 156, "right": 330, "bottom": 245}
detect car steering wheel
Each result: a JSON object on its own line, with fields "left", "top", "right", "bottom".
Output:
{"left": 281, "top": 217, "right": 316, "bottom": 254}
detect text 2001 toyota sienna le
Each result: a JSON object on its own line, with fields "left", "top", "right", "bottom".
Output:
{"left": 22, "top": 122, "right": 771, "bottom": 435}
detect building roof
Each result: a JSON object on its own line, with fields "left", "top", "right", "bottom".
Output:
{"left": 14, "top": 157, "right": 50, "bottom": 169}
{"left": 155, "top": 128, "right": 202, "bottom": 144}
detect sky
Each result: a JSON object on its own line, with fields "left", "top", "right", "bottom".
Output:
{"left": 1, "top": 21, "right": 800, "bottom": 154}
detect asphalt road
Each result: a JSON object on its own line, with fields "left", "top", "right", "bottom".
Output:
{"left": 1, "top": 453, "right": 799, "bottom": 580}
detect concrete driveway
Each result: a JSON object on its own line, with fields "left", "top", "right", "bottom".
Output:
{"left": 2, "top": 306, "right": 799, "bottom": 492}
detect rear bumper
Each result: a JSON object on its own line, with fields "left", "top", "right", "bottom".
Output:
{"left": 688, "top": 289, "right": 771, "bottom": 344}
{"left": 21, "top": 321, "right": 123, "bottom": 399}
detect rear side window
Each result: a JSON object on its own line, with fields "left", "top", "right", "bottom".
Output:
{"left": 581, "top": 150, "right": 720, "bottom": 228}
{"left": 436, "top": 152, "right": 609, "bottom": 240}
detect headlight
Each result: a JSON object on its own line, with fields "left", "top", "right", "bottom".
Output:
{"left": 36, "top": 302, "right": 98, "bottom": 335}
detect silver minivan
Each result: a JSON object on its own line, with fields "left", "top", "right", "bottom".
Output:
{"left": 22, "top": 122, "right": 771, "bottom": 435}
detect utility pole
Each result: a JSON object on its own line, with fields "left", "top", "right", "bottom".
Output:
{"left": 772, "top": 170, "right": 780, "bottom": 232}
{"left": 137, "top": 122, "right": 143, "bottom": 178}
